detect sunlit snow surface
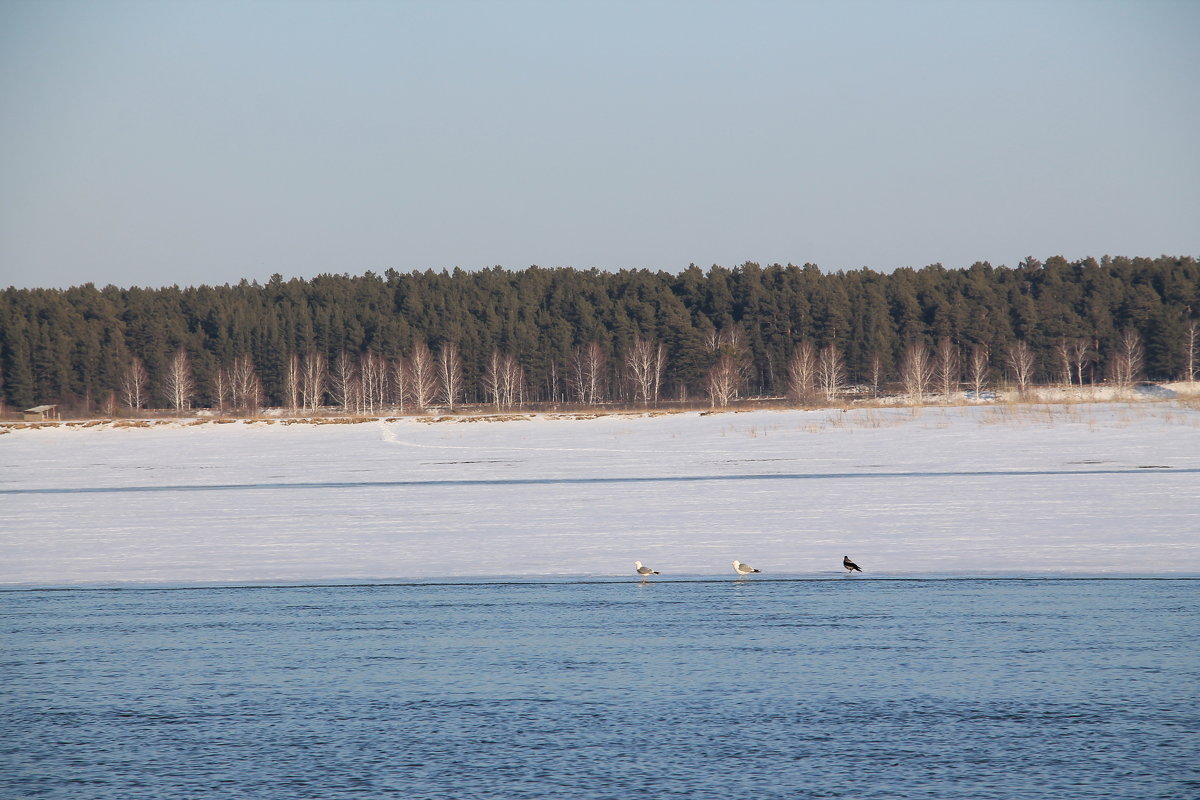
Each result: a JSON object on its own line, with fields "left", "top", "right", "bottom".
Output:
{"left": 2, "top": 403, "right": 1198, "bottom": 585}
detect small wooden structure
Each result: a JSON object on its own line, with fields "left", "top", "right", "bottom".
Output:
{"left": 23, "top": 404, "right": 60, "bottom": 421}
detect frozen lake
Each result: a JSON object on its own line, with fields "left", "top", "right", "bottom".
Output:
{"left": 2, "top": 403, "right": 1198, "bottom": 585}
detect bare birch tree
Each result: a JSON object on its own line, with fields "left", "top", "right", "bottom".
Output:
{"left": 1070, "top": 338, "right": 1091, "bottom": 385}
{"left": 502, "top": 352, "right": 524, "bottom": 408}
{"left": 484, "top": 350, "right": 524, "bottom": 410}
{"left": 935, "top": 337, "right": 959, "bottom": 400}
{"left": 787, "top": 341, "right": 817, "bottom": 404}
{"left": 101, "top": 391, "right": 118, "bottom": 417}
{"left": 437, "top": 341, "right": 463, "bottom": 411}
{"left": 1185, "top": 320, "right": 1198, "bottom": 382}
{"left": 703, "top": 326, "right": 749, "bottom": 407}
{"left": 503, "top": 354, "right": 525, "bottom": 408}
{"left": 900, "top": 341, "right": 934, "bottom": 403}
{"left": 1005, "top": 340, "right": 1036, "bottom": 393}
{"left": 390, "top": 357, "right": 408, "bottom": 414}
{"left": 706, "top": 327, "right": 748, "bottom": 359}
{"left": 121, "top": 357, "right": 149, "bottom": 410}
{"left": 408, "top": 342, "right": 438, "bottom": 411}
{"left": 299, "top": 351, "right": 326, "bottom": 411}
{"left": 571, "top": 341, "right": 607, "bottom": 405}
{"left": 817, "top": 343, "right": 846, "bottom": 403}
{"left": 213, "top": 367, "right": 229, "bottom": 411}
{"left": 546, "top": 359, "right": 562, "bottom": 404}
{"left": 162, "top": 347, "right": 195, "bottom": 411}
{"left": 706, "top": 352, "right": 742, "bottom": 407}
{"left": 329, "top": 351, "right": 359, "bottom": 412}
{"left": 230, "top": 354, "right": 262, "bottom": 413}
{"left": 1109, "top": 329, "right": 1143, "bottom": 388}
{"left": 968, "top": 344, "right": 990, "bottom": 398}
{"left": 1053, "top": 338, "right": 1073, "bottom": 386}
{"left": 625, "top": 336, "right": 666, "bottom": 407}
{"left": 283, "top": 353, "right": 301, "bottom": 411}
{"left": 358, "top": 351, "right": 387, "bottom": 413}
{"left": 869, "top": 352, "right": 883, "bottom": 398}
{"left": 483, "top": 350, "right": 504, "bottom": 410}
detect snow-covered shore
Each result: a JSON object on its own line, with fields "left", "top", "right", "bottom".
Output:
{"left": 2, "top": 402, "right": 1198, "bottom": 586}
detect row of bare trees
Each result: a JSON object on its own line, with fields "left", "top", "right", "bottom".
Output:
{"left": 117, "top": 323, "right": 1194, "bottom": 414}
{"left": 123, "top": 342, "right": 535, "bottom": 413}
{"left": 784, "top": 341, "right": 850, "bottom": 404}
{"left": 773, "top": 328, "right": 1161, "bottom": 407}
{"left": 121, "top": 337, "right": 673, "bottom": 413}
{"left": 121, "top": 350, "right": 264, "bottom": 412}
{"left": 882, "top": 331, "right": 1150, "bottom": 404}
{"left": 276, "top": 343, "right": 467, "bottom": 414}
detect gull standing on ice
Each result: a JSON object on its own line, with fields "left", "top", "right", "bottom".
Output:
{"left": 843, "top": 556, "right": 863, "bottom": 574}
{"left": 635, "top": 561, "right": 659, "bottom": 582}
{"left": 732, "top": 560, "right": 761, "bottom": 579}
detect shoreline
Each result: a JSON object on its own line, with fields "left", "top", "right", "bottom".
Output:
{"left": 3, "top": 381, "right": 1198, "bottom": 432}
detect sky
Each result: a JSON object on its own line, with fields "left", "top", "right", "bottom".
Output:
{"left": 1, "top": 0, "right": 1197, "bottom": 290}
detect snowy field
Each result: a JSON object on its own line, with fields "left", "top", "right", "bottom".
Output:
{"left": 2, "top": 402, "right": 1198, "bottom": 586}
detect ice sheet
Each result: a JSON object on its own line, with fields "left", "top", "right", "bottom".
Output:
{"left": 2, "top": 403, "right": 1198, "bottom": 585}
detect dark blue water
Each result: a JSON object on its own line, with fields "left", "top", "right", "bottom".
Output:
{"left": 3, "top": 579, "right": 1197, "bottom": 799}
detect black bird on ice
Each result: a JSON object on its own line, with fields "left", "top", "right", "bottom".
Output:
{"left": 843, "top": 556, "right": 863, "bottom": 574}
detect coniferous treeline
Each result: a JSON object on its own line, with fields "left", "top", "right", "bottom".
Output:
{"left": 1, "top": 255, "right": 1197, "bottom": 413}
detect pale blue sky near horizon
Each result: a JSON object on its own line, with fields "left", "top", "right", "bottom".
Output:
{"left": 1, "top": 0, "right": 1197, "bottom": 290}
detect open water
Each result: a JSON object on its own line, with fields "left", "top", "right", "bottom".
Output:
{"left": 2, "top": 578, "right": 1197, "bottom": 799}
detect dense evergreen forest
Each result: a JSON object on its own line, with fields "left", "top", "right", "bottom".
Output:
{"left": 1, "top": 255, "right": 1197, "bottom": 414}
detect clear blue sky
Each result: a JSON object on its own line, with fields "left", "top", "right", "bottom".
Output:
{"left": 2, "top": 0, "right": 1197, "bottom": 289}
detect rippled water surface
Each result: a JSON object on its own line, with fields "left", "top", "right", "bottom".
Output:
{"left": 3, "top": 579, "right": 1197, "bottom": 799}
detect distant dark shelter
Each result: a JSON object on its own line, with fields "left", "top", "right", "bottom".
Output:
{"left": 23, "top": 404, "right": 60, "bottom": 421}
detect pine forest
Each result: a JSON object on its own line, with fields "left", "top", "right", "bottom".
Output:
{"left": 1, "top": 255, "right": 1197, "bottom": 415}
